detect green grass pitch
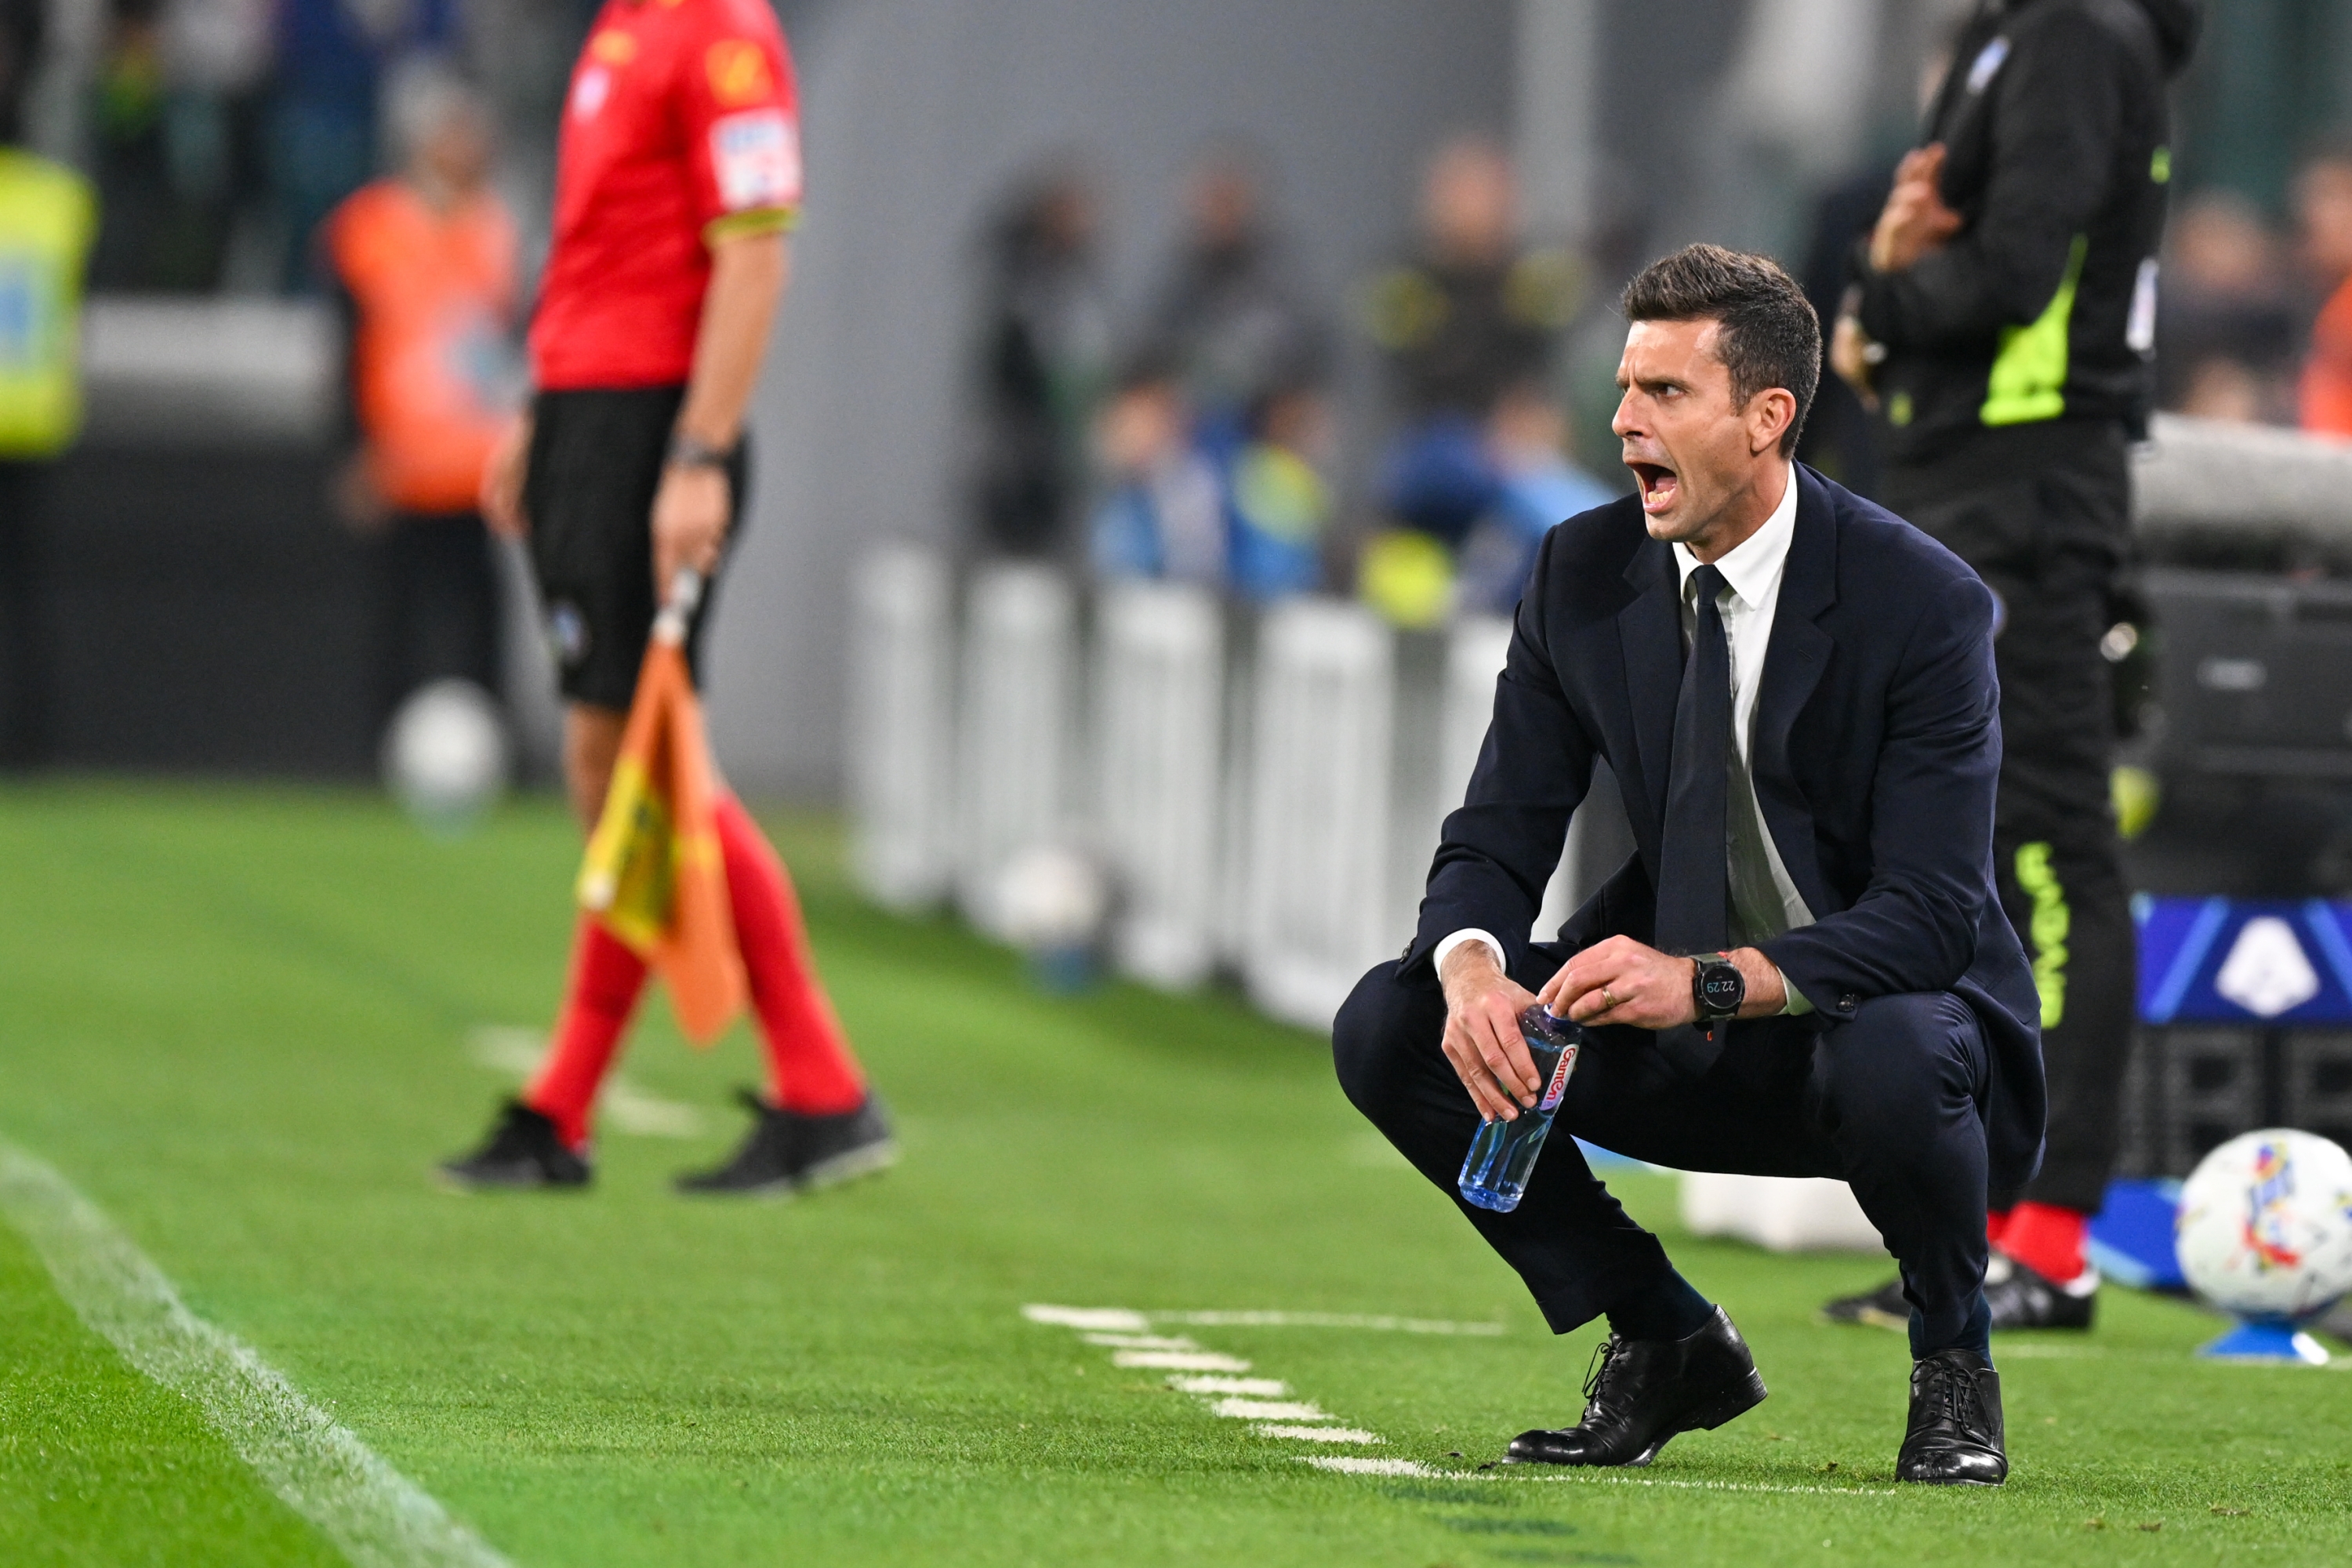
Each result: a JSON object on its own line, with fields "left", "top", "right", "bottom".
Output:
{"left": 2, "top": 780, "right": 2348, "bottom": 1566}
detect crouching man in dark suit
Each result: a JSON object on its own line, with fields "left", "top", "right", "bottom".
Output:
{"left": 1334, "top": 244, "right": 2045, "bottom": 1486}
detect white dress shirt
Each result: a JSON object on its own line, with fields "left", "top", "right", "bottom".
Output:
{"left": 1436, "top": 463, "right": 1816, "bottom": 1013}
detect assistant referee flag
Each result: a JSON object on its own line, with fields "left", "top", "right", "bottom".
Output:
{"left": 575, "top": 572, "right": 746, "bottom": 1044}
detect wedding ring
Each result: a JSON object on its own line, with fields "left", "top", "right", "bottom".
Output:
{"left": 1600, "top": 986, "right": 1619, "bottom": 1010}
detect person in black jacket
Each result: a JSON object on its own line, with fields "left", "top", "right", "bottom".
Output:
{"left": 1337, "top": 246, "right": 2037, "bottom": 1485}
{"left": 1828, "top": 0, "right": 2198, "bottom": 1332}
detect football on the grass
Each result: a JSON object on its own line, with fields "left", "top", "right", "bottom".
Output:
{"left": 2176, "top": 1128, "right": 2352, "bottom": 1321}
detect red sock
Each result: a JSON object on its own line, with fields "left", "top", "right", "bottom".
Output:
{"left": 1999, "top": 1201, "right": 2089, "bottom": 1284}
{"left": 713, "top": 795, "right": 867, "bottom": 1114}
{"left": 1986, "top": 1207, "right": 2012, "bottom": 1250}
{"left": 524, "top": 914, "right": 650, "bottom": 1149}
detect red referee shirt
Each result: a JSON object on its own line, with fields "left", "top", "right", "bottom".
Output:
{"left": 530, "top": 0, "right": 802, "bottom": 391}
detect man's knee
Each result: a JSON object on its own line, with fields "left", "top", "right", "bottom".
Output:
{"left": 1820, "top": 993, "right": 1986, "bottom": 1131}
{"left": 1332, "top": 960, "right": 1440, "bottom": 1116}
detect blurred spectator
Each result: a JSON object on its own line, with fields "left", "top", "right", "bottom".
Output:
{"left": 1358, "top": 137, "right": 1584, "bottom": 628}
{"left": 85, "top": 0, "right": 275, "bottom": 290}
{"left": 1, "top": 0, "right": 98, "bottom": 764}
{"left": 274, "top": 0, "right": 456, "bottom": 292}
{"left": 1225, "top": 380, "right": 1333, "bottom": 600}
{"left": 1138, "top": 145, "right": 1327, "bottom": 458}
{"left": 1797, "top": 161, "right": 1896, "bottom": 491}
{"left": 2157, "top": 189, "right": 2296, "bottom": 423}
{"left": 1453, "top": 385, "right": 1613, "bottom": 616}
{"left": 322, "top": 63, "right": 517, "bottom": 725}
{"left": 2296, "top": 136, "right": 2352, "bottom": 437}
{"left": 1088, "top": 358, "right": 1225, "bottom": 587}
{"left": 968, "top": 165, "right": 1111, "bottom": 558}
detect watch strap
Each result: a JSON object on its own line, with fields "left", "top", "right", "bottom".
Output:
{"left": 666, "top": 432, "right": 735, "bottom": 470}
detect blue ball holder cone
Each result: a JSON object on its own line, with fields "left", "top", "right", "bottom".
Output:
{"left": 2197, "top": 1317, "right": 2332, "bottom": 1366}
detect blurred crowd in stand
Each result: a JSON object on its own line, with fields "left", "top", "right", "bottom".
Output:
{"left": 964, "top": 119, "right": 2352, "bottom": 634}
{"left": 964, "top": 136, "right": 1616, "bottom": 629}
{"left": 2, "top": 0, "right": 564, "bottom": 295}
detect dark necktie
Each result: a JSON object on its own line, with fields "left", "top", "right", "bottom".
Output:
{"left": 1654, "top": 563, "right": 1732, "bottom": 1074}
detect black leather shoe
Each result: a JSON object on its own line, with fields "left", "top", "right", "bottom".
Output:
{"left": 1984, "top": 1254, "right": 2096, "bottom": 1330}
{"left": 438, "top": 1100, "right": 591, "bottom": 1190}
{"left": 1505, "top": 1307, "right": 1767, "bottom": 1466}
{"left": 1897, "top": 1348, "right": 2007, "bottom": 1485}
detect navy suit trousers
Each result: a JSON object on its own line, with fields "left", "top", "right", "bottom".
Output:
{"left": 1334, "top": 945, "right": 1994, "bottom": 1355}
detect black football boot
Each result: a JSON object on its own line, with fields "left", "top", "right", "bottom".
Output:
{"left": 675, "top": 1089, "right": 898, "bottom": 1196}
{"left": 438, "top": 1100, "right": 592, "bottom": 1190}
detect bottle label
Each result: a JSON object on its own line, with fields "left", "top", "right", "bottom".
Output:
{"left": 1537, "top": 1044, "right": 1578, "bottom": 1112}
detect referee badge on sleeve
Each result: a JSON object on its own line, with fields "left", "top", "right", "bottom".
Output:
{"left": 711, "top": 111, "right": 801, "bottom": 211}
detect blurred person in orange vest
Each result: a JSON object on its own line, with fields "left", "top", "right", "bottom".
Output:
{"left": 2294, "top": 136, "right": 2352, "bottom": 438}
{"left": 324, "top": 63, "right": 521, "bottom": 726}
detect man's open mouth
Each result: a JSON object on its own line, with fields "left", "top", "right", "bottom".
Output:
{"left": 1629, "top": 460, "right": 1679, "bottom": 514}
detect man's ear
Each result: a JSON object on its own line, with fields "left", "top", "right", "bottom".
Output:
{"left": 1748, "top": 387, "right": 1797, "bottom": 456}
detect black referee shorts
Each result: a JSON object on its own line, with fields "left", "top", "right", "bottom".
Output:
{"left": 522, "top": 385, "right": 748, "bottom": 712}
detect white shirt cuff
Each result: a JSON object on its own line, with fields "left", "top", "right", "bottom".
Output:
{"left": 1434, "top": 928, "right": 1508, "bottom": 978}
{"left": 1777, "top": 966, "right": 1813, "bottom": 1015}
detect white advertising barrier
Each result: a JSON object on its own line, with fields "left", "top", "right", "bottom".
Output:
{"left": 956, "top": 562, "right": 1076, "bottom": 937}
{"left": 1679, "top": 1171, "right": 1889, "bottom": 1254}
{"left": 1438, "top": 615, "right": 1515, "bottom": 817}
{"left": 848, "top": 546, "right": 955, "bottom": 910}
{"left": 1094, "top": 581, "right": 1225, "bottom": 989}
{"left": 1243, "top": 600, "right": 1397, "bottom": 1029}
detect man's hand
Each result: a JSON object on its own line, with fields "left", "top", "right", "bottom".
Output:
{"left": 480, "top": 414, "right": 532, "bottom": 539}
{"left": 1541, "top": 935, "right": 1700, "bottom": 1030}
{"left": 1539, "top": 937, "right": 1790, "bottom": 1029}
{"left": 1830, "top": 313, "right": 1881, "bottom": 410}
{"left": 1868, "top": 143, "right": 1964, "bottom": 274}
{"left": 652, "top": 463, "right": 731, "bottom": 602}
{"left": 1439, "top": 942, "right": 1544, "bottom": 1122}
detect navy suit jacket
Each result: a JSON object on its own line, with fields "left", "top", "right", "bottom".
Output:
{"left": 1405, "top": 464, "right": 2047, "bottom": 1191}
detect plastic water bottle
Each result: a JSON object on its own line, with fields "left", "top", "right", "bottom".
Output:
{"left": 1457, "top": 1006, "right": 1584, "bottom": 1213}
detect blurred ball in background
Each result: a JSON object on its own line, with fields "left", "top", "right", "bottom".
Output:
{"left": 2176, "top": 1128, "right": 2352, "bottom": 1322}
{"left": 382, "top": 680, "right": 510, "bottom": 836}
{"left": 993, "top": 843, "right": 1109, "bottom": 991}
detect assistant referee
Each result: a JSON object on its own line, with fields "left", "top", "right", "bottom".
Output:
{"left": 441, "top": 0, "right": 892, "bottom": 1193}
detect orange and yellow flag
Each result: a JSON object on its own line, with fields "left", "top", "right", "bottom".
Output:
{"left": 576, "top": 575, "right": 745, "bottom": 1045}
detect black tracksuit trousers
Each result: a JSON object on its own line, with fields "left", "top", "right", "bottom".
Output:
{"left": 1881, "top": 426, "right": 2136, "bottom": 1214}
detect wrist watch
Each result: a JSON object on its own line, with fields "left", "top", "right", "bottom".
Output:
{"left": 1691, "top": 953, "right": 1745, "bottom": 1029}
{"left": 666, "top": 432, "right": 735, "bottom": 470}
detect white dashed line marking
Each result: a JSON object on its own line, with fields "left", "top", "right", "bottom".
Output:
{"left": 1112, "top": 1350, "right": 1252, "bottom": 1371}
{"left": 1210, "top": 1398, "right": 1332, "bottom": 1421}
{"left": 1258, "top": 1424, "right": 1384, "bottom": 1443}
{"left": 1298, "top": 1456, "right": 1436, "bottom": 1476}
{"left": 1167, "top": 1375, "right": 1289, "bottom": 1396}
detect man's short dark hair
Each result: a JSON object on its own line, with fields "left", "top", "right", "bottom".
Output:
{"left": 1621, "top": 244, "right": 1820, "bottom": 459}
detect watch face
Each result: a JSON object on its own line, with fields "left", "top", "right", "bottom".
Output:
{"left": 1700, "top": 966, "right": 1744, "bottom": 1011}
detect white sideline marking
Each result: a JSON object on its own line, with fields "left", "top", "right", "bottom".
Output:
{"left": 1211, "top": 1397, "right": 1331, "bottom": 1421}
{"left": 1114, "top": 1349, "right": 1251, "bottom": 1371}
{"left": 1533, "top": 1472, "right": 1897, "bottom": 1499}
{"left": 1299, "top": 1457, "right": 1436, "bottom": 1476}
{"left": 468, "top": 1026, "right": 703, "bottom": 1138}
{"left": 0, "top": 1138, "right": 511, "bottom": 1568}
{"left": 1154, "top": 1310, "right": 1506, "bottom": 1337}
{"left": 1168, "top": 1375, "right": 1289, "bottom": 1396}
{"left": 1082, "top": 1333, "right": 1198, "bottom": 1350}
{"left": 1257, "top": 1424, "right": 1384, "bottom": 1443}
{"left": 1022, "top": 1304, "right": 1152, "bottom": 1332}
